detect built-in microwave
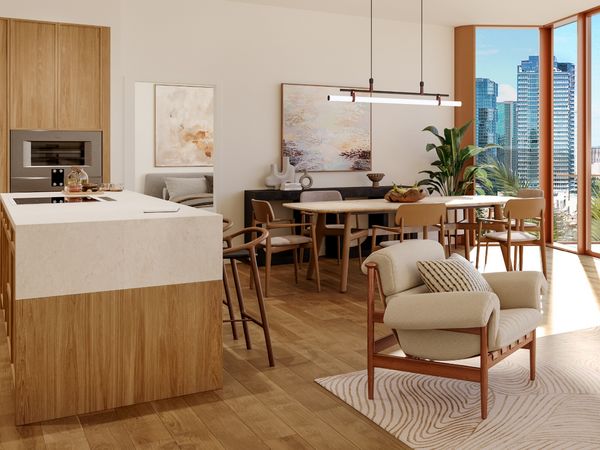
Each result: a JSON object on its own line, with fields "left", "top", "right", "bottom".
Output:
{"left": 10, "top": 130, "right": 102, "bottom": 192}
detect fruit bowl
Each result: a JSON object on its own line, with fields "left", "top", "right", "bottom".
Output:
{"left": 384, "top": 186, "right": 427, "bottom": 203}
{"left": 366, "top": 173, "right": 385, "bottom": 187}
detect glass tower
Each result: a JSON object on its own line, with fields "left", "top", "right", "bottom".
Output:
{"left": 553, "top": 61, "right": 576, "bottom": 193}
{"left": 496, "top": 101, "right": 518, "bottom": 173}
{"left": 475, "top": 78, "right": 498, "bottom": 162}
{"left": 516, "top": 56, "right": 541, "bottom": 188}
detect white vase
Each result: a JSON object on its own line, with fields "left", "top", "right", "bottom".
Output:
{"left": 264, "top": 157, "right": 296, "bottom": 188}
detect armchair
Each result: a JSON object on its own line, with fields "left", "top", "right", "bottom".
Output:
{"left": 362, "top": 240, "right": 546, "bottom": 419}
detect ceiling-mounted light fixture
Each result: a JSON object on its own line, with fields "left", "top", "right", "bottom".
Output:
{"left": 328, "top": 0, "right": 461, "bottom": 107}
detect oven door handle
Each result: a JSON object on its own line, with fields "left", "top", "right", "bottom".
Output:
{"left": 11, "top": 176, "right": 51, "bottom": 180}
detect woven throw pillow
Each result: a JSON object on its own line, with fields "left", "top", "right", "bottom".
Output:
{"left": 416, "top": 253, "right": 493, "bottom": 293}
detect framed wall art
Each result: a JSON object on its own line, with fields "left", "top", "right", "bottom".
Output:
{"left": 155, "top": 84, "right": 215, "bottom": 167}
{"left": 281, "top": 83, "right": 371, "bottom": 172}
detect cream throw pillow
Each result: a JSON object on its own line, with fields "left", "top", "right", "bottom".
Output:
{"left": 165, "top": 177, "right": 208, "bottom": 200}
{"left": 416, "top": 253, "right": 493, "bottom": 293}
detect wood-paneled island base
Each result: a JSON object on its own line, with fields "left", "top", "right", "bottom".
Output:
{"left": 15, "top": 280, "right": 221, "bottom": 425}
{"left": 0, "top": 191, "right": 223, "bottom": 425}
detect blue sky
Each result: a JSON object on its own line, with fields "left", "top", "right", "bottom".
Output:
{"left": 476, "top": 24, "right": 600, "bottom": 146}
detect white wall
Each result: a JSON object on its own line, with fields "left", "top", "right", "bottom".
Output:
{"left": 0, "top": 0, "right": 455, "bottom": 228}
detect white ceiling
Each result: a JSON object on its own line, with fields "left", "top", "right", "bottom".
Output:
{"left": 229, "top": 0, "right": 600, "bottom": 27}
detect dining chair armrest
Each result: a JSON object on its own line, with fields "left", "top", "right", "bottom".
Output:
{"left": 477, "top": 218, "right": 509, "bottom": 225}
{"left": 372, "top": 225, "right": 401, "bottom": 234}
{"left": 267, "top": 222, "right": 314, "bottom": 230}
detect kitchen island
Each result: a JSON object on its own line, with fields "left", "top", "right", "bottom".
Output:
{"left": 0, "top": 191, "right": 222, "bottom": 425}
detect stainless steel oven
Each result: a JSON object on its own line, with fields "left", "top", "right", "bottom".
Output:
{"left": 10, "top": 130, "right": 102, "bottom": 192}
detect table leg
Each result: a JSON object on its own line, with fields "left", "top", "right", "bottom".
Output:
{"left": 307, "top": 212, "right": 325, "bottom": 280}
{"left": 340, "top": 212, "right": 353, "bottom": 293}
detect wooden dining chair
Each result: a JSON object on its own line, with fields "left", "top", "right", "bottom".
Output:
{"left": 476, "top": 197, "right": 547, "bottom": 277}
{"left": 299, "top": 190, "right": 368, "bottom": 265}
{"left": 223, "top": 226, "right": 275, "bottom": 366}
{"left": 477, "top": 189, "right": 545, "bottom": 268}
{"left": 371, "top": 203, "right": 448, "bottom": 255}
{"left": 251, "top": 199, "right": 321, "bottom": 296}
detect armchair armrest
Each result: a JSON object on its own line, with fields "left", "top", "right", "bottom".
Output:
{"left": 482, "top": 271, "right": 546, "bottom": 310}
{"left": 383, "top": 291, "right": 500, "bottom": 330}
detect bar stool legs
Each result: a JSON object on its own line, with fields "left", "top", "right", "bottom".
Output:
{"left": 222, "top": 264, "right": 238, "bottom": 340}
{"left": 222, "top": 226, "right": 275, "bottom": 367}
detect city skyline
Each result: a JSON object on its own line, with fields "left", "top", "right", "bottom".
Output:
{"left": 476, "top": 25, "right": 599, "bottom": 147}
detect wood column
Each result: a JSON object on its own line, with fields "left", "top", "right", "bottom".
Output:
{"left": 539, "top": 27, "right": 553, "bottom": 243}
{"left": 454, "top": 26, "right": 476, "bottom": 142}
{"left": 578, "top": 14, "right": 590, "bottom": 254}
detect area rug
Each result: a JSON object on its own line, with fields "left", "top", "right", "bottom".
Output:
{"left": 315, "top": 327, "right": 600, "bottom": 449}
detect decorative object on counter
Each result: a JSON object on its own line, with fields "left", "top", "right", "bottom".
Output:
{"left": 108, "top": 183, "right": 124, "bottom": 192}
{"left": 155, "top": 84, "right": 215, "bottom": 167}
{"left": 65, "top": 166, "right": 89, "bottom": 193}
{"left": 82, "top": 183, "right": 100, "bottom": 192}
{"left": 367, "top": 172, "right": 384, "bottom": 187}
{"left": 264, "top": 156, "right": 295, "bottom": 189}
{"left": 282, "top": 83, "right": 371, "bottom": 172}
{"left": 280, "top": 182, "right": 302, "bottom": 191}
{"left": 298, "top": 169, "right": 313, "bottom": 190}
{"left": 418, "top": 121, "right": 499, "bottom": 195}
{"left": 384, "top": 184, "right": 427, "bottom": 203}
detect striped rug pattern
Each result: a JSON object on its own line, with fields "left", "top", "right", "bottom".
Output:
{"left": 315, "top": 327, "right": 600, "bottom": 449}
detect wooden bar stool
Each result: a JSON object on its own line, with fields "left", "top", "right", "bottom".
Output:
{"left": 223, "top": 226, "right": 275, "bottom": 367}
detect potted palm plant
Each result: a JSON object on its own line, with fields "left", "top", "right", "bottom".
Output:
{"left": 418, "top": 121, "right": 498, "bottom": 195}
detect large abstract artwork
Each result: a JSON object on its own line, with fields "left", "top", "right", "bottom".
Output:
{"left": 282, "top": 84, "right": 371, "bottom": 172}
{"left": 155, "top": 84, "right": 214, "bottom": 167}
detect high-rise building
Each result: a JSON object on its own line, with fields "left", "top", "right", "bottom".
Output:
{"left": 553, "top": 61, "right": 576, "bottom": 193}
{"left": 496, "top": 101, "right": 517, "bottom": 173}
{"left": 516, "top": 56, "right": 541, "bottom": 188}
{"left": 475, "top": 78, "right": 498, "bottom": 162}
{"left": 516, "top": 56, "right": 576, "bottom": 191}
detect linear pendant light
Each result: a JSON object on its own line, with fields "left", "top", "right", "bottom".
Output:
{"left": 328, "top": 0, "right": 461, "bottom": 107}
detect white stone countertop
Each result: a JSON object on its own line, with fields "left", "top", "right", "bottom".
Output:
{"left": 1, "top": 191, "right": 222, "bottom": 300}
{"left": 0, "top": 190, "right": 215, "bottom": 227}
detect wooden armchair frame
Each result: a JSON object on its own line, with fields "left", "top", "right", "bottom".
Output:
{"left": 365, "top": 262, "right": 536, "bottom": 419}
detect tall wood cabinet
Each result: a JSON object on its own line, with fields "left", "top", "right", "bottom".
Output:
{"left": 0, "top": 18, "right": 110, "bottom": 191}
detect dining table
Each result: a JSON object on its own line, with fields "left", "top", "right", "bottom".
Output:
{"left": 283, "top": 195, "right": 512, "bottom": 293}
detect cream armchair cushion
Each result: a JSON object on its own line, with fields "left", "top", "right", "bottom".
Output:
{"left": 361, "top": 239, "right": 445, "bottom": 296}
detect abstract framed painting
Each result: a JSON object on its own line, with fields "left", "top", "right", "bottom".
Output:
{"left": 154, "top": 84, "right": 215, "bottom": 167}
{"left": 281, "top": 83, "right": 371, "bottom": 172}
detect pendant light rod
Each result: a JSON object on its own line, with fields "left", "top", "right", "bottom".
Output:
{"left": 328, "top": 0, "right": 461, "bottom": 107}
{"left": 420, "top": 0, "right": 424, "bottom": 94}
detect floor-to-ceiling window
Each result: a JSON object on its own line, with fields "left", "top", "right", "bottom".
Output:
{"left": 552, "top": 22, "right": 578, "bottom": 248}
{"left": 590, "top": 14, "right": 600, "bottom": 254}
{"left": 475, "top": 28, "right": 540, "bottom": 194}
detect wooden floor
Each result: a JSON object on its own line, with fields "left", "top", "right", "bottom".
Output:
{"left": 1, "top": 246, "right": 600, "bottom": 449}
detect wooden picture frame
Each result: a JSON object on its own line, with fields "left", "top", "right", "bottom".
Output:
{"left": 281, "top": 83, "right": 372, "bottom": 172}
{"left": 154, "top": 84, "right": 215, "bottom": 167}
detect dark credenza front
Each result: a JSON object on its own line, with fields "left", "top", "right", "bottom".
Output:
{"left": 244, "top": 186, "right": 394, "bottom": 264}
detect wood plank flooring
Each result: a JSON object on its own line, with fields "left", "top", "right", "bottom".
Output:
{"left": 1, "top": 246, "right": 600, "bottom": 449}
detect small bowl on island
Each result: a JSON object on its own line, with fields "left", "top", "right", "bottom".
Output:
{"left": 367, "top": 173, "right": 385, "bottom": 187}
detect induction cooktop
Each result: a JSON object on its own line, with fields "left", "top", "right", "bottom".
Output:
{"left": 14, "top": 196, "right": 100, "bottom": 205}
